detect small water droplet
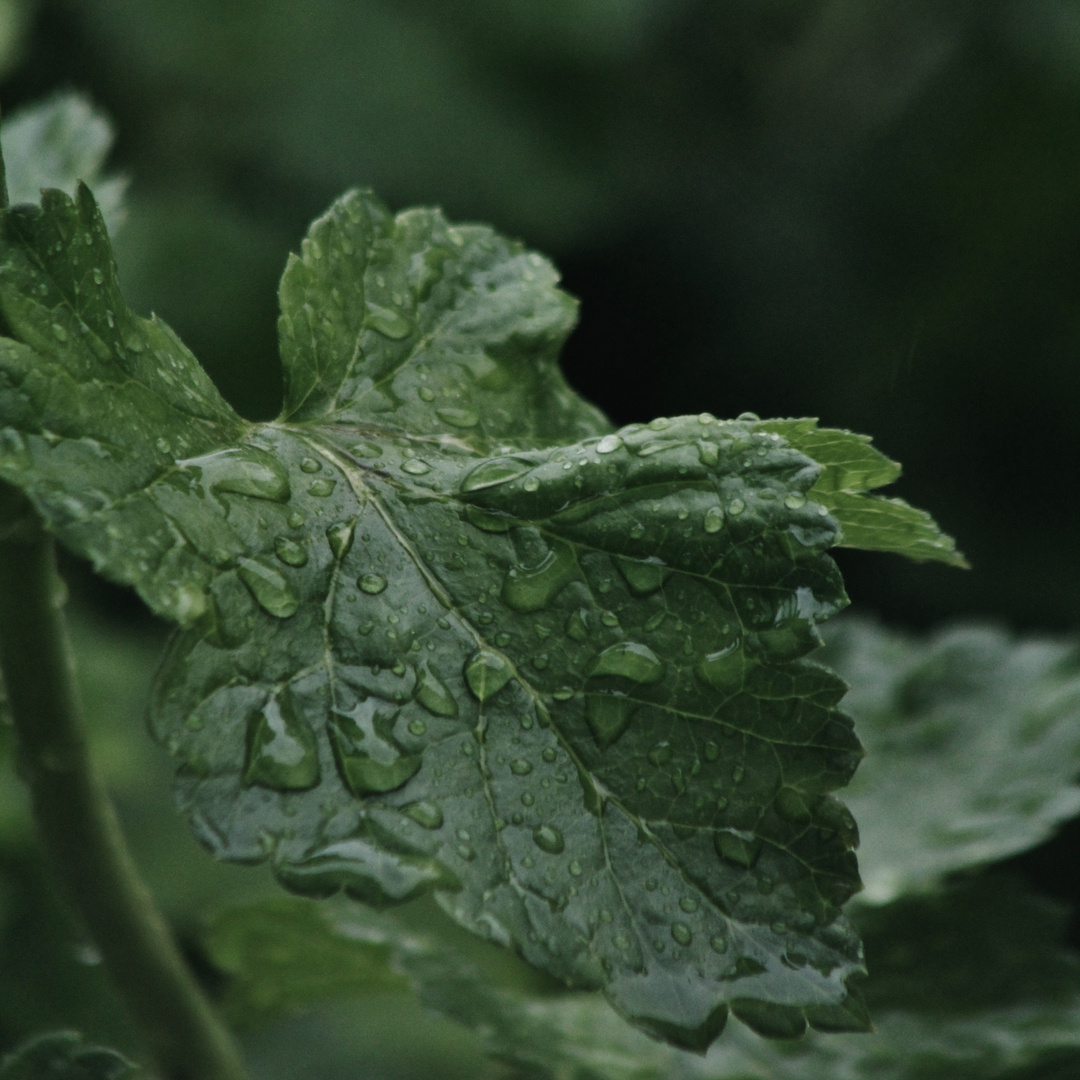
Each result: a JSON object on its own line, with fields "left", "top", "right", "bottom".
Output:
{"left": 715, "top": 829, "right": 761, "bottom": 868}
{"left": 403, "top": 800, "right": 443, "bottom": 829}
{"left": 532, "top": 825, "right": 565, "bottom": 854}
{"left": 736, "top": 411, "right": 759, "bottom": 422}
{"left": 569, "top": 859, "right": 583, "bottom": 876}
{"left": 502, "top": 539, "right": 581, "bottom": 613}
{"left": 300, "top": 457, "right": 321, "bottom": 473}
{"left": 407, "top": 718, "right": 427, "bottom": 736}
{"left": 238, "top": 558, "right": 301, "bottom": 618}
{"left": 585, "top": 695, "right": 632, "bottom": 748}
{"left": 784, "top": 492, "right": 807, "bottom": 510}
{"left": 436, "top": 406, "right": 480, "bottom": 429}
{"left": 274, "top": 536, "right": 308, "bottom": 567}
{"left": 671, "top": 922, "right": 692, "bottom": 946}
{"left": 589, "top": 641, "right": 664, "bottom": 684}
{"left": 288, "top": 511, "right": 306, "bottom": 528}
{"left": 350, "top": 441, "right": 383, "bottom": 458}
{"left": 460, "top": 458, "right": 530, "bottom": 492}
{"left": 358, "top": 573, "right": 388, "bottom": 595}
{"left": 704, "top": 740, "right": 720, "bottom": 762}
{"left": 464, "top": 650, "right": 513, "bottom": 701}
{"left": 308, "top": 477, "right": 337, "bottom": 496}
{"left": 521, "top": 792, "right": 535, "bottom": 807}
{"left": 510, "top": 758, "right": 533, "bottom": 776}
{"left": 92, "top": 268, "right": 104, "bottom": 285}
{"left": 728, "top": 498, "right": 745, "bottom": 516}
{"left": 703, "top": 505, "right": 725, "bottom": 533}
{"left": 648, "top": 741, "right": 673, "bottom": 767}
{"left": 418, "top": 386, "right": 436, "bottom": 402}
{"left": 415, "top": 663, "right": 459, "bottom": 718}
{"left": 402, "top": 459, "right": 431, "bottom": 476}
{"left": 51, "top": 323, "right": 68, "bottom": 341}
{"left": 522, "top": 476, "right": 540, "bottom": 492}
{"left": 596, "top": 434, "right": 623, "bottom": 454}
{"left": 600, "top": 610, "right": 620, "bottom": 628}
{"left": 732, "top": 763, "right": 745, "bottom": 783}
{"left": 457, "top": 843, "right": 476, "bottom": 861}
{"left": 679, "top": 896, "right": 700, "bottom": 913}
{"left": 614, "top": 555, "right": 669, "bottom": 596}
{"left": 695, "top": 645, "right": 749, "bottom": 693}
{"left": 366, "top": 303, "right": 412, "bottom": 339}
{"left": 710, "top": 935, "right": 728, "bottom": 953}
{"left": 326, "top": 520, "right": 355, "bottom": 559}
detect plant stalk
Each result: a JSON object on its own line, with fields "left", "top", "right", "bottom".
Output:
{"left": 0, "top": 486, "right": 251, "bottom": 1080}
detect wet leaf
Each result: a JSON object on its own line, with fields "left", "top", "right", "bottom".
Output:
{"left": 822, "top": 619, "right": 1080, "bottom": 904}
{"left": 0, "top": 1032, "right": 135, "bottom": 1080}
{"left": 0, "top": 182, "right": 958, "bottom": 1046}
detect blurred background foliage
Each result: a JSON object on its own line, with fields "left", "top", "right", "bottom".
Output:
{"left": 1, "top": 0, "right": 1080, "bottom": 1075}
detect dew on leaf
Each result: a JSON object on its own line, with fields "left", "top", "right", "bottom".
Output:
{"left": 350, "top": 441, "right": 383, "bottom": 458}
{"left": 366, "top": 303, "right": 412, "bottom": 339}
{"left": 600, "top": 610, "right": 620, "bottom": 628}
{"left": 615, "top": 556, "right": 670, "bottom": 597}
{"left": 502, "top": 540, "right": 581, "bottom": 612}
{"left": 415, "top": 663, "right": 459, "bottom": 718}
{"left": 695, "top": 645, "right": 749, "bottom": 693}
{"left": 436, "top": 406, "right": 479, "bottom": 429}
{"left": 510, "top": 759, "right": 533, "bottom": 776}
{"left": 728, "top": 498, "right": 745, "bottom": 516}
{"left": 238, "top": 557, "right": 301, "bottom": 618}
{"left": 51, "top": 323, "right": 68, "bottom": 342}
{"left": 402, "top": 459, "right": 431, "bottom": 476}
{"left": 585, "top": 694, "right": 633, "bottom": 748}
{"left": 300, "top": 457, "right": 321, "bottom": 473}
{"left": 288, "top": 511, "right": 306, "bottom": 528}
{"left": 715, "top": 829, "right": 762, "bottom": 869}
{"left": 569, "top": 859, "right": 583, "bottom": 877}
{"left": 679, "top": 896, "right": 700, "bottom": 913}
{"left": 183, "top": 446, "right": 291, "bottom": 502}
{"left": 532, "top": 825, "right": 565, "bottom": 855}
{"left": 784, "top": 492, "right": 807, "bottom": 510}
{"left": 358, "top": 573, "right": 388, "bottom": 595}
{"left": 671, "top": 923, "right": 692, "bottom": 946}
{"left": 403, "top": 800, "right": 444, "bottom": 829}
{"left": 703, "top": 506, "right": 725, "bottom": 533}
{"left": 326, "top": 520, "right": 356, "bottom": 559}
{"left": 274, "top": 536, "right": 309, "bottom": 567}
{"left": 464, "top": 650, "right": 513, "bottom": 701}
{"left": 648, "top": 741, "right": 673, "bottom": 767}
{"left": 521, "top": 792, "right": 535, "bottom": 807}
{"left": 566, "top": 609, "right": 590, "bottom": 642}
{"left": 407, "top": 718, "right": 427, "bottom": 736}
{"left": 330, "top": 709, "right": 422, "bottom": 796}
{"left": 710, "top": 935, "right": 728, "bottom": 954}
{"left": 457, "top": 844, "right": 476, "bottom": 861}
{"left": 588, "top": 641, "right": 664, "bottom": 684}
{"left": 243, "top": 692, "right": 320, "bottom": 790}
{"left": 460, "top": 457, "right": 530, "bottom": 492}
{"left": 418, "top": 386, "right": 436, "bottom": 402}
{"left": 522, "top": 476, "right": 540, "bottom": 492}
{"left": 308, "top": 478, "right": 337, "bottom": 496}
{"left": 596, "top": 434, "right": 622, "bottom": 454}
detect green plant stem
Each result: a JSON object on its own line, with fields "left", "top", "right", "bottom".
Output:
{"left": 0, "top": 486, "right": 251, "bottom": 1080}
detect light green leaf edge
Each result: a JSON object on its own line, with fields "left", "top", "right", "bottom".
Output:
{"left": 758, "top": 419, "right": 967, "bottom": 568}
{"left": 822, "top": 617, "right": 1080, "bottom": 904}
{"left": 0, "top": 180, "right": 959, "bottom": 1048}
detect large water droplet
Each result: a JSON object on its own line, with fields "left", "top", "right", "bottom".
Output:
{"left": 585, "top": 694, "right": 633, "bottom": 749}
{"left": 589, "top": 642, "right": 664, "bottom": 684}
{"left": 532, "top": 825, "right": 565, "bottom": 855}
{"left": 243, "top": 691, "right": 319, "bottom": 790}
{"left": 326, "top": 520, "right": 356, "bottom": 560}
{"left": 698, "top": 441, "right": 720, "bottom": 467}
{"left": 510, "top": 758, "right": 533, "bottom": 776}
{"left": 614, "top": 556, "right": 670, "bottom": 596}
{"left": 274, "top": 536, "right": 309, "bottom": 567}
{"left": 238, "top": 557, "right": 301, "bottom": 618}
{"left": 358, "top": 573, "right": 388, "bottom": 595}
{"left": 300, "top": 457, "right": 321, "bottom": 473}
{"left": 695, "top": 645, "right": 749, "bottom": 693}
{"left": 727, "top": 498, "right": 745, "bottom": 516}
{"left": 415, "top": 662, "right": 459, "bottom": 718}
{"left": 401, "top": 459, "right": 431, "bottom": 476}
{"left": 275, "top": 836, "right": 455, "bottom": 906}
{"left": 436, "top": 406, "right": 479, "bottom": 429}
{"left": 596, "top": 434, "right": 623, "bottom": 454}
{"left": 715, "top": 829, "right": 761, "bottom": 869}
{"left": 502, "top": 539, "right": 581, "bottom": 613}
{"left": 351, "top": 441, "right": 383, "bottom": 459}
{"left": 366, "top": 303, "right": 412, "bottom": 339}
{"left": 671, "top": 922, "right": 692, "bottom": 946}
{"left": 308, "top": 478, "right": 336, "bottom": 497}
{"left": 784, "top": 492, "right": 807, "bottom": 510}
{"left": 464, "top": 650, "right": 513, "bottom": 701}
{"left": 403, "top": 800, "right": 444, "bottom": 829}
{"left": 460, "top": 457, "right": 530, "bottom": 492}
{"left": 703, "top": 506, "right": 724, "bottom": 534}
{"left": 330, "top": 706, "right": 422, "bottom": 795}
{"left": 183, "top": 446, "right": 291, "bottom": 502}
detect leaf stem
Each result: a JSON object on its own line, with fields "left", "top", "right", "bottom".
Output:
{"left": 0, "top": 485, "right": 251, "bottom": 1080}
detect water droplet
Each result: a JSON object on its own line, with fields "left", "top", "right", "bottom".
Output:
{"left": 522, "top": 476, "right": 540, "bottom": 492}
{"left": 704, "top": 740, "right": 720, "bottom": 762}
{"left": 464, "top": 650, "right": 513, "bottom": 701}
{"left": 614, "top": 935, "right": 631, "bottom": 949}
{"left": 403, "top": 800, "right": 443, "bottom": 829}
{"left": 51, "top": 322, "right": 68, "bottom": 342}
{"left": 565, "top": 609, "right": 590, "bottom": 642}
{"left": 569, "top": 859, "right": 583, "bottom": 876}
{"left": 585, "top": 695, "right": 632, "bottom": 748}
{"left": 648, "top": 741, "right": 673, "bottom": 767}
{"left": 300, "top": 457, "right": 321, "bottom": 473}
{"left": 502, "top": 539, "right": 581, "bottom": 613}
{"left": 521, "top": 792, "right": 535, "bottom": 807}
{"left": 679, "top": 896, "right": 700, "bottom": 913}
{"left": 596, "top": 434, "right": 622, "bottom": 454}
{"left": 308, "top": 478, "right": 336, "bottom": 496}
{"left": 460, "top": 457, "right": 530, "bottom": 492}
{"left": 727, "top": 498, "right": 745, "bottom": 516}
{"left": 415, "top": 663, "right": 458, "bottom": 718}
{"left": 715, "top": 829, "right": 761, "bottom": 868}
{"left": 532, "top": 825, "right": 565, "bottom": 854}
{"left": 589, "top": 641, "right": 664, "bottom": 684}
{"left": 329, "top": 707, "right": 421, "bottom": 795}
{"left": 418, "top": 386, "right": 436, "bottom": 402}
{"left": 695, "top": 645, "right": 749, "bottom": 693}
{"left": 457, "top": 843, "right": 476, "bottom": 861}
{"left": 351, "top": 441, "right": 383, "bottom": 459}
{"left": 710, "top": 935, "right": 728, "bottom": 953}
{"left": 183, "top": 446, "right": 291, "bottom": 502}
{"left": 402, "top": 459, "right": 431, "bottom": 476}
{"left": 732, "top": 763, "right": 745, "bottom": 784}
{"left": 784, "top": 492, "right": 806, "bottom": 510}
{"left": 643, "top": 611, "right": 666, "bottom": 633}
{"left": 775, "top": 787, "right": 812, "bottom": 823}
{"left": 92, "top": 268, "right": 104, "bottom": 285}
{"left": 358, "top": 573, "right": 388, "bottom": 595}
{"left": 736, "top": 411, "right": 760, "bottom": 422}
{"left": 407, "top": 718, "right": 427, "bottom": 736}
{"left": 614, "top": 555, "right": 670, "bottom": 596}
{"left": 326, "top": 520, "right": 355, "bottom": 560}
{"left": 288, "top": 511, "right": 306, "bottom": 528}
{"left": 703, "top": 506, "right": 725, "bottom": 534}
{"left": 628, "top": 523, "right": 646, "bottom": 541}
{"left": 243, "top": 691, "right": 319, "bottom": 790}
{"left": 671, "top": 922, "right": 692, "bottom": 946}
{"left": 716, "top": 796, "right": 729, "bottom": 811}
{"left": 510, "top": 759, "right": 533, "bottom": 776}
{"left": 436, "top": 406, "right": 479, "bottom": 429}
{"left": 366, "top": 303, "right": 412, "bottom": 339}
{"left": 238, "top": 558, "right": 301, "bottom": 618}
{"left": 600, "top": 610, "right": 620, "bottom": 628}
{"left": 274, "top": 536, "right": 308, "bottom": 567}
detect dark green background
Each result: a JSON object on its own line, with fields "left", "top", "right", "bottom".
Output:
{"left": 1, "top": 0, "right": 1078, "bottom": 1073}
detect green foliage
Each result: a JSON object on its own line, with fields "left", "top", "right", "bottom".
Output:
{"left": 0, "top": 168, "right": 963, "bottom": 1048}
{"left": 0, "top": 1033, "right": 134, "bottom": 1080}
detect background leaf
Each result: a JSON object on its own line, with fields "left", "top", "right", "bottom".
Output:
{"left": 0, "top": 1032, "right": 135, "bottom": 1080}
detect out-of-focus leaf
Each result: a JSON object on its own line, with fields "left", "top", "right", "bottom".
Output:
{"left": 1, "top": 95, "right": 126, "bottom": 234}
{"left": 207, "top": 879, "right": 1080, "bottom": 1080}
{"left": 821, "top": 618, "right": 1080, "bottom": 903}
{"left": 0, "top": 1032, "right": 135, "bottom": 1080}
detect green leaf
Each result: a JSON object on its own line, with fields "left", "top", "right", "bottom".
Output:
{"left": 1, "top": 94, "right": 126, "bottom": 234}
{"left": 821, "top": 618, "right": 1080, "bottom": 904}
{"left": 208, "top": 882, "right": 1080, "bottom": 1080}
{"left": 759, "top": 420, "right": 967, "bottom": 567}
{"left": 0, "top": 1033, "right": 135, "bottom": 1080}
{"left": 0, "top": 183, "right": 956, "bottom": 1046}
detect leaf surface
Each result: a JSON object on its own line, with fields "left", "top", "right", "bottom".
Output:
{"left": 0, "top": 1033, "right": 134, "bottom": 1080}
{"left": 822, "top": 619, "right": 1080, "bottom": 903}
{"left": 0, "top": 183, "right": 958, "bottom": 1045}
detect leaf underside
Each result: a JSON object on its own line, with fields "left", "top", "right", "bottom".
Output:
{"left": 0, "top": 181, "right": 959, "bottom": 1046}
